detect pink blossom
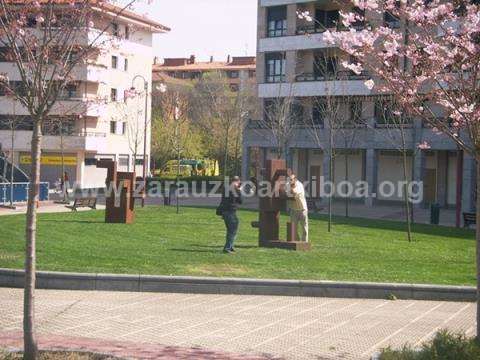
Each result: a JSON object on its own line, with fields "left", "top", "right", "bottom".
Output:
{"left": 364, "top": 79, "right": 375, "bottom": 90}
{"left": 341, "top": 61, "right": 363, "bottom": 75}
{"left": 417, "top": 141, "right": 431, "bottom": 150}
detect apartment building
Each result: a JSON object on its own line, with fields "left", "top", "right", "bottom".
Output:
{"left": 152, "top": 55, "right": 256, "bottom": 91}
{"left": 0, "top": 6, "right": 169, "bottom": 189}
{"left": 243, "top": 0, "right": 476, "bottom": 214}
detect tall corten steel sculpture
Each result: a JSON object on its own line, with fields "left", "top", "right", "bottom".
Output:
{"left": 253, "top": 159, "right": 311, "bottom": 251}
{"left": 97, "top": 159, "right": 136, "bottom": 224}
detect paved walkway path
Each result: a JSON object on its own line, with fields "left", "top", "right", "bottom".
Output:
{"left": 0, "top": 288, "right": 475, "bottom": 359}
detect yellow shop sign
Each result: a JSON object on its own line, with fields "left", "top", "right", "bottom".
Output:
{"left": 20, "top": 155, "right": 77, "bottom": 166}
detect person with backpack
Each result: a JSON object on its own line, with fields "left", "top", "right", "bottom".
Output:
{"left": 217, "top": 176, "right": 243, "bottom": 253}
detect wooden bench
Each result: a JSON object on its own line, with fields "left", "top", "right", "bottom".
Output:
{"left": 68, "top": 197, "right": 97, "bottom": 212}
{"left": 463, "top": 212, "right": 476, "bottom": 228}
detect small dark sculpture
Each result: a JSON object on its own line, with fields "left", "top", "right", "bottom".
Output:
{"left": 252, "top": 159, "right": 311, "bottom": 251}
{"left": 97, "top": 159, "right": 136, "bottom": 224}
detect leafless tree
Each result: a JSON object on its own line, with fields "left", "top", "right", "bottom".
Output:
{"left": 0, "top": 1, "right": 138, "bottom": 357}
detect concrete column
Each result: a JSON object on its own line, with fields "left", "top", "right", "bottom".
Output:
{"left": 241, "top": 145, "right": 250, "bottom": 181}
{"left": 257, "top": 1, "right": 266, "bottom": 39}
{"left": 436, "top": 151, "right": 448, "bottom": 207}
{"left": 412, "top": 150, "right": 425, "bottom": 208}
{"left": 256, "top": 52, "right": 265, "bottom": 85}
{"left": 286, "top": 4, "right": 297, "bottom": 36}
{"left": 462, "top": 153, "right": 476, "bottom": 213}
{"left": 285, "top": 50, "right": 297, "bottom": 83}
{"left": 364, "top": 148, "right": 377, "bottom": 207}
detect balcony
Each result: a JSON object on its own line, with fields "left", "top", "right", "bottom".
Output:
{"left": 295, "top": 70, "right": 370, "bottom": 82}
{"left": 0, "top": 97, "right": 107, "bottom": 117}
{"left": 0, "top": 130, "right": 107, "bottom": 152}
{"left": 259, "top": 31, "right": 336, "bottom": 52}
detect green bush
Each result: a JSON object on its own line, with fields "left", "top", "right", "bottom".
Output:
{"left": 379, "top": 330, "right": 480, "bottom": 360}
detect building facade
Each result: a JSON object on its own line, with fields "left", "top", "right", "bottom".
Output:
{"left": 0, "top": 7, "right": 169, "bottom": 189}
{"left": 243, "top": 0, "right": 476, "bottom": 214}
{"left": 152, "top": 55, "right": 256, "bottom": 91}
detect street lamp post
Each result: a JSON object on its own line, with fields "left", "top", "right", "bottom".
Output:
{"left": 131, "top": 75, "right": 149, "bottom": 207}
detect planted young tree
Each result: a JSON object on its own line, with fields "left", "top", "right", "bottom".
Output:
{"left": 258, "top": 92, "right": 297, "bottom": 166}
{"left": 300, "top": 49, "right": 361, "bottom": 231}
{"left": 369, "top": 96, "right": 418, "bottom": 242}
{"left": 0, "top": 1, "right": 138, "bottom": 358}
{"left": 319, "top": 0, "right": 480, "bottom": 337}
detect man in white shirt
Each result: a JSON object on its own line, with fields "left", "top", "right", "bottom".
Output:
{"left": 285, "top": 172, "right": 309, "bottom": 242}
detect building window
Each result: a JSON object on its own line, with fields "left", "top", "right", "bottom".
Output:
{"left": 122, "top": 122, "right": 126, "bottom": 135}
{"left": 249, "top": 70, "right": 256, "bottom": 78}
{"left": 135, "top": 158, "right": 144, "bottom": 166}
{"left": 85, "top": 158, "right": 97, "bottom": 166}
{"left": 112, "top": 22, "right": 119, "bottom": 36}
{"left": 110, "top": 88, "right": 117, "bottom": 102}
{"left": 124, "top": 58, "right": 128, "bottom": 71}
{"left": 265, "top": 52, "right": 286, "bottom": 83}
{"left": 111, "top": 55, "right": 118, "bottom": 69}
{"left": 384, "top": 1, "right": 401, "bottom": 28}
{"left": 125, "top": 25, "right": 130, "bottom": 39}
{"left": 267, "top": 6, "right": 287, "bottom": 37}
{"left": 312, "top": 99, "right": 326, "bottom": 127}
{"left": 349, "top": 101, "right": 363, "bottom": 125}
{"left": 315, "top": 9, "right": 340, "bottom": 29}
{"left": 227, "top": 71, "right": 239, "bottom": 79}
{"left": 313, "top": 54, "right": 337, "bottom": 80}
{"left": 110, "top": 121, "right": 116, "bottom": 134}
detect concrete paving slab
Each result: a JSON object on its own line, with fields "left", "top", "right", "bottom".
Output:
{"left": 0, "top": 288, "right": 475, "bottom": 359}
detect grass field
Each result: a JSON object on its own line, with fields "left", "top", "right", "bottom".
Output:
{"left": 0, "top": 206, "right": 475, "bottom": 285}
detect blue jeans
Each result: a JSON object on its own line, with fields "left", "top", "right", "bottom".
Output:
{"left": 222, "top": 211, "right": 239, "bottom": 251}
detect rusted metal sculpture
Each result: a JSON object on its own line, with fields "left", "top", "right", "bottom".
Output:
{"left": 97, "top": 159, "right": 136, "bottom": 224}
{"left": 252, "top": 159, "right": 311, "bottom": 251}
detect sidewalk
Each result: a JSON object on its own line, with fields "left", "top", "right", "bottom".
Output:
{"left": 0, "top": 288, "right": 475, "bottom": 360}
{"left": 0, "top": 195, "right": 461, "bottom": 229}
{"left": 0, "top": 201, "right": 105, "bottom": 217}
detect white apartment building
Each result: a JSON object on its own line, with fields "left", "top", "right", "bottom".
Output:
{"left": 243, "top": 0, "right": 476, "bottom": 216}
{"left": 0, "top": 6, "right": 169, "bottom": 189}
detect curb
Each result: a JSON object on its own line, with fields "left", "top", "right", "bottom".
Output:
{"left": 0, "top": 268, "right": 475, "bottom": 302}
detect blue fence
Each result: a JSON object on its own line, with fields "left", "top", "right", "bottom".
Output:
{"left": 0, "top": 182, "right": 49, "bottom": 204}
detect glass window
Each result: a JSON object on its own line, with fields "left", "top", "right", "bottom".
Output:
{"left": 312, "top": 99, "right": 326, "bottom": 127}
{"left": 267, "top": 6, "right": 287, "bottom": 37}
{"left": 111, "top": 55, "right": 118, "bottom": 69}
{"left": 110, "top": 121, "right": 116, "bottom": 134}
{"left": 124, "top": 58, "right": 128, "bottom": 71}
{"left": 314, "top": 54, "right": 337, "bottom": 80}
{"left": 110, "top": 88, "right": 117, "bottom": 102}
{"left": 315, "top": 9, "right": 340, "bottom": 29}
{"left": 265, "top": 52, "right": 286, "bottom": 83}
{"left": 112, "top": 22, "right": 119, "bottom": 36}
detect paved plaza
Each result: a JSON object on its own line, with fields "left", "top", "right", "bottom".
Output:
{"left": 0, "top": 288, "right": 475, "bottom": 359}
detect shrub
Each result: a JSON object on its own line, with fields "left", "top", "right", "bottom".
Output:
{"left": 379, "top": 330, "right": 480, "bottom": 360}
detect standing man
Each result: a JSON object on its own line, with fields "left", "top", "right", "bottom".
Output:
{"left": 286, "top": 172, "right": 309, "bottom": 242}
{"left": 218, "top": 176, "right": 243, "bottom": 253}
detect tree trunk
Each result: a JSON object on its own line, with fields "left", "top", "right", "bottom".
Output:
{"left": 476, "top": 157, "right": 480, "bottom": 341}
{"left": 223, "top": 126, "right": 230, "bottom": 176}
{"left": 24, "top": 120, "right": 42, "bottom": 360}
{"left": 345, "top": 152, "right": 349, "bottom": 218}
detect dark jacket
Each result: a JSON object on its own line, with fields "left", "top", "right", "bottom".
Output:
{"left": 221, "top": 188, "right": 242, "bottom": 212}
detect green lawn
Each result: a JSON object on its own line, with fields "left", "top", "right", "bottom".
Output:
{"left": 0, "top": 206, "right": 475, "bottom": 285}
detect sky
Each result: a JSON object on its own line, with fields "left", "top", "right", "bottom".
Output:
{"left": 136, "top": 0, "right": 258, "bottom": 62}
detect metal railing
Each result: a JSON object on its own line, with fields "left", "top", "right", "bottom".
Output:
{"left": 295, "top": 70, "right": 370, "bottom": 82}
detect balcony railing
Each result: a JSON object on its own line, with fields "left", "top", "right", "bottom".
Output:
{"left": 295, "top": 70, "right": 370, "bottom": 82}
{"left": 296, "top": 23, "right": 365, "bottom": 36}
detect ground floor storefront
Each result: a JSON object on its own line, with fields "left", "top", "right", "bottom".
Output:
{"left": 242, "top": 147, "right": 476, "bottom": 216}
{"left": 8, "top": 150, "right": 148, "bottom": 189}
